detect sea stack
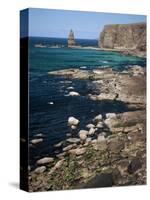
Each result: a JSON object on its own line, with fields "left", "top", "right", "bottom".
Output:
{"left": 68, "top": 29, "right": 75, "bottom": 47}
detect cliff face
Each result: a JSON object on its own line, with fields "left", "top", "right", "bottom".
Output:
{"left": 99, "top": 23, "right": 146, "bottom": 52}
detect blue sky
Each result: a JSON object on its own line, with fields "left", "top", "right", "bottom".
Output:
{"left": 21, "top": 8, "right": 146, "bottom": 39}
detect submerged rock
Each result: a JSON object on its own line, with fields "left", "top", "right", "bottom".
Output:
{"left": 68, "top": 117, "right": 79, "bottom": 126}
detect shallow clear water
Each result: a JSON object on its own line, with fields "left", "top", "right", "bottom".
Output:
{"left": 29, "top": 37, "right": 146, "bottom": 166}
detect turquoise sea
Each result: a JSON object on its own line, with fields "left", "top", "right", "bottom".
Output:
{"left": 29, "top": 37, "right": 146, "bottom": 167}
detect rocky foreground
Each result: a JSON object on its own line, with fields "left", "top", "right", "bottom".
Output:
{"left": 29, "top": 66, "right": 146, "bottom": 192}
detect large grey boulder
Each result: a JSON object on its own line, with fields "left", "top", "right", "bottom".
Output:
{"left": 68, "top": 116, "right": 79, "bottom": 126}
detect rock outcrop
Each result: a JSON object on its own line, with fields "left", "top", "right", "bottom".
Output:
{"left": 99, "top": 23, "right": 146, "bottom": 57}
{"left": 29, "top": 65, "right": 146, "bottom": 192}
{"left": 68, "top": 29, "right": 76, "bottom": 47}
{"left": 29, "top": 109, "right": 146, "bottom": 191}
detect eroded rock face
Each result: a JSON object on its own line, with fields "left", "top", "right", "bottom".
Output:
{"left": 99, "top": 23, "right": 146, "bottom": 55}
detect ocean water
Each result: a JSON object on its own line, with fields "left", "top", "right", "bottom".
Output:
{"left": 29, "top": 37, "right": 146, "bottom": 167}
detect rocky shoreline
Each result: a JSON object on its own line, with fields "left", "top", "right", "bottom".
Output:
{"left": 29, "top": 66, "right": 146, "bottom": 192}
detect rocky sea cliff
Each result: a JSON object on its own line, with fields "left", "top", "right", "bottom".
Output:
{"left": 99, "top": 23, "right": 146, "bottom": 58}
{"left": 29, "top": 65, "right": 146, "bottom": 191}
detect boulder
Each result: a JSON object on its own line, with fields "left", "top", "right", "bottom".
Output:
{"left": 93, "top": 114, "right": 103, "bottom": 123}
{"left": 97, "top": 135, "right": 106, "bottom": 142}
{"left": 66, "top": 138, "right": 80, "bottom": 143}
{"left": 68, "top": 91, "right": 80, "bottom": 96}
{"left": 56, "top": 152, "right": 66, "bottom": 159}
{"left": 48, "top": 159, "right": 65, "bottom": 175}
{"left": 71, "top": 125, "right": 77, "bottom": 130}
{"left": 31, "top": 138, "right": 43, "bottom": 145}
{"left": 36, "top": 157, "right": 54, "bottom": 165}
{"left": 54, "top": 141, "right": 63, "bottom": 148}
{"left": 79, "top": 130, "right": 88, "bottom": 141}
{"left": 86, "top": 138, "right": 92, "bottom": 143}
{"left": 96, "top": 122, "right": 104, "bottom": 128}
{"left": 86, "top": 124, "right": 95, "bottom": 129}
{"left": 34, "top": 166, "right": 46, "bottom": 174}
{"left": 68, "top": 117, "right": 79, "bottom": 126}
{"left": 106, "top": 113, "right": 117, "bottom": 119}
{"left": 104, "top": 118, "right": 119, "bottom": 130}
{"left": 34, "top": 133, "right": 45, "bottom": 137}
{"left": 63, "top": 144, "right": 76, "bottom": 151}
{"left": 97, "top": 93, "right": 117, "bottom": 101}
{"left": 69, "top": 148, "right": 86, "bottom": 155}
{"left": 88, "top": 127, "right": 96, "bottom": 135}
{"left": 128, "top": 158, "right": 142, "bottom": 174}
{"left": 67, "top": 86, "right": 74, "bottom": 90}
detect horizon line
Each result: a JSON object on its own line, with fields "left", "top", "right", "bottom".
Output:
{"left": 20, "top": 36, "right": 99, "bottom": 40}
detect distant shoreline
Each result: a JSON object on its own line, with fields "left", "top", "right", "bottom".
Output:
{"left": 34, "top": 43, "right": 146, "bottom": 58}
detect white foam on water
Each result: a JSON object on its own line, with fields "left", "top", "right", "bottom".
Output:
{"left": 80, "top": 66, "right": 87, "bottom": 69}
{"left": 48, "top": 102, "right": 54, "bottom": 105}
